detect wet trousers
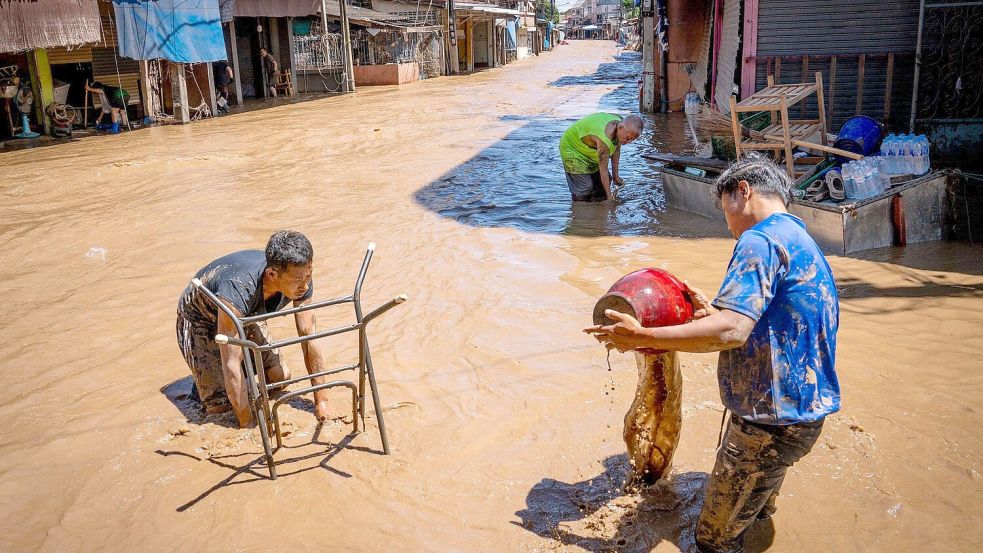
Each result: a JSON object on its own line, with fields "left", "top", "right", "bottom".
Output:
{"left": 695, "top": 414, "right": 824, "bottom": 553}
{"left": 175, "top": 312, "right": 284, "bottom": 413}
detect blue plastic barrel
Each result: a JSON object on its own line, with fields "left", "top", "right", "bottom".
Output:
{"left": 833, "top": 115, "right": 883, "bottom": 161}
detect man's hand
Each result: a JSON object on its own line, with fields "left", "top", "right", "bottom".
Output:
{"left": 613, "top": 174, "right": 625, "bottom": 186}
{"left": 683, "top": 280, "right": 717, "bottom": 320}
{"left": 584, "top": 309, "right": 651, "bottom": 352}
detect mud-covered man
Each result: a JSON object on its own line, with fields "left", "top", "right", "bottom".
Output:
{"left": 587, "top": 156, "right": 840, "bottom": 552}
{"left": 176, "top": 231, "right": 332, "bottom": 427}
{"left": 559, "top": 113, "right": 644, "bottom": 202}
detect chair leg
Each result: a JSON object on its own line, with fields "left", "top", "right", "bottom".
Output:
{"left": 256, "top": 410, "right": 277, "bottom": 480}
{"left": 351, "top": 388, "right": 359, "bottom": 433}
{"left": 780, "top": 96, "right": 795, "bottom": 178}
{"left": 362, "top": 338, "right": 390, "bottom": 455}
{"left": 272, "top": 403, "right": 283, "bottom": 451}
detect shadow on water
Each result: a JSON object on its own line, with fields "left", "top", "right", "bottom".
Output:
{"left": 414, "top": 50, "right": 713, "bottom": 238}
{"left": 514, "top": 454, "right": 775, "bottom": 552}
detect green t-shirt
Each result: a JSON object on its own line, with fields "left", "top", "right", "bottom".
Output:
{"left": 558, "top": 113, "right": 621, "bottom": 174}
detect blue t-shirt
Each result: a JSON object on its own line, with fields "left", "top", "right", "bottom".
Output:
{"left": 712, "top": 213, "right": 840, "bottom": 424}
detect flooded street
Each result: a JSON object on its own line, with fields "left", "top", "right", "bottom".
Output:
{"left": 1, "top": 40, "right": 982, "bottom": 552}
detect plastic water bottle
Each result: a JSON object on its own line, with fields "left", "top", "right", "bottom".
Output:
{"left": 897, "top": 136, "right": 907, "bottom": 174}
{"left": 885, "top": 135, "right": 899, "bottom": 174}
{"left": 684, "top": 91, "right": 700, "bottom": 115}
{"left": 918, "top": 135, "right": 931, "bottom": 175}
{"left": 863, "top": 161, "right": 879, "bottom": 197}
{"left": 880, "top": 134, "right": 893, "bottom": 174}
{"left": 862, "top": 161, "right": 875, "bottom": 198}
{"left": 905, "top": 134, "right": 921, "bottom": 175}
{"left": 852, "top": 161, "right": 867, "bottom": 200}
{"left": 894, "top": 135, "right": 905, "bottom": 174}
{"left": 842, "top": 163, "right": 856, "bottom": 199}
{"left": 910, "top": 136, "right": 923, "bottom": 175}
{"left": 894, "top": 136, "right": 905, "bottom": 174}
{"left": 877, "top": 158, "right": 891, "bottom": 191}
{"left": 922, "top": 135, "right": 931, "bottom": 174}
{"left": 870, "top": 163, "right": 885, "bottom": 195}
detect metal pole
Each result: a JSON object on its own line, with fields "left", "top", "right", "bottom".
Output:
{"left": 640, "top": 0, "right": 655, "bottom": 112}
{"left": 340, "top": 0, "right": 356, "bottom": 92}
{"left": 908, "top": 0, "right": 927, "bottom": 133}
{"left": 320, "top": 0, "right": 329, "bottom": 33}
{"left": 228, "top": 20, "right": 243, "bottom": 104}
{"left": 660, "top": 22, "right": 669, "bottom": 113}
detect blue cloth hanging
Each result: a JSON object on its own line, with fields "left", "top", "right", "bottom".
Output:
{"left": 505, "top": 19, "right": 517, "bottom": 49}
{"left": 112, "top": 0, "right": 227, "bottom": 63}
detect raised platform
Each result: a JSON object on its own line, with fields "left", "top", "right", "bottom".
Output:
{"left": 354, "top": 62, "right": 420, "bottom": 86}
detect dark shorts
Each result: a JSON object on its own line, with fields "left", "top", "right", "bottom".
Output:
{"left": 565, "top": 171, "right": 607, "bottom": 202}
{"left": 175, "top": 311, "right": 284, "bottom": 413}
{"left": 696, "top": 414, "right": 824, "bottom": 553}
{"left": 107, "top": 93, "right": 127, "bottom": 110}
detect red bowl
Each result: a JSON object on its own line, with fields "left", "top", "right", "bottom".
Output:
{"left": 593, "top": 268, "right": 694, "bottom": 353}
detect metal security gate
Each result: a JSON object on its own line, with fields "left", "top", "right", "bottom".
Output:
{"left": 351, "top": 29, "right": 443, "bottom": 80}
{"left": 910, "top": 1, "right": 983, "bottom": 165}
{"left": 911, "top": 2, "right": 983, "bottom": 125}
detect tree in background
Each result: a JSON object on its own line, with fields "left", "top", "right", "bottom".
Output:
{"left": 621, "top": 0, "right": 640, "bottom": 19}
{"left": 536, "top": 0, "right": 561, "bottom": 23}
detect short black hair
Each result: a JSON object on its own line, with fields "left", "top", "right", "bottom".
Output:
{"left": 265, "top": 231, "right": 313, "bottom": 271}
{"left": 714, "top": 153, "right": 793, "bottom": 207}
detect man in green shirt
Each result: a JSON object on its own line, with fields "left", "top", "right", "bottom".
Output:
{"left": 559, "top": 113, "right": 644, "bottom": 202}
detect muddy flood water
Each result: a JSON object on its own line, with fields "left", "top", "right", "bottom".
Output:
{"left": 1, "top": 41, "right": 982, "bottom": 552}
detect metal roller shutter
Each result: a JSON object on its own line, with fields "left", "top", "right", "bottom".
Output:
{"left": 751, "top": 0, "right": 920, "bottom": 130}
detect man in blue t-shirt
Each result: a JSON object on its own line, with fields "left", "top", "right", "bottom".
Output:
{"left": 586, "top": 155, "right": 840, "bottom": 552}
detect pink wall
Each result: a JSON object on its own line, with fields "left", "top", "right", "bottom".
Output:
{"left": 353, "top": 62, "right": 420, "bottom": 86}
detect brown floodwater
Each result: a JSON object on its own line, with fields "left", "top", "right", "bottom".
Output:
{"left": 1, "top": 41, "right": 981, "bottom": 552}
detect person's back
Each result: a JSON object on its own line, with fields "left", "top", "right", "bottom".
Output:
{"left": 559, "top": 112, "right": 620, "bottom": 174}
{"left": 178, "top": 250, "right": 302, "bottom": 328}
{"left": 214, "top": 61, "right": 231, "bottom": 86}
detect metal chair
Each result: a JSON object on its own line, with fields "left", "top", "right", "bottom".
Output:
{"left": 191, "top": 243, "right": 406, "bottom": 479}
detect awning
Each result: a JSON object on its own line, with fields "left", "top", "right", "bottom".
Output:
{"left": 455, "top": 3, "right": 522, "bottom": 16}
{"left": 582, "top": 25, "right": 598, "bottom": 31}
{"left": 229, "top": 0, "right": 438, "bottom": 31}
{"left": 113, "top": 0, "right": 227, "bottom": 63}
{"left": 234, "top": 0, "right": 319, "bottom": 17}
{"left": 324, "top": 4, "right": 439, "bottom": 30}
{"left": 0, "top": 0, "right": 102, "bottom": 54}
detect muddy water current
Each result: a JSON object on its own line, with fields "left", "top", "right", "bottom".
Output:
{"left": 1, "top": 41, "right": 981, "bottom": 552}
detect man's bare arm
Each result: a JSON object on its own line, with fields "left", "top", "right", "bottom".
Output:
{"left": 612, "top": 146, "right": 622, "bottom": 184}
{"left": 594, "top": 138, "right": 613, "bottom": 198}
{"left": 585, "top": 308, "right": 756, "bottom": 353}
{"left": 294, "top": 299, "right": 331, "bottom": 421}
{"left": 216, "top": 303, "right": 252, "bottom": 427}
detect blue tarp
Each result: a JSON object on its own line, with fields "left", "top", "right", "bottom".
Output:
{"left": 112, "top": 0, "right": 226, "bottom": 63}
{"left": 505, "top": 19, "right": 517, "bottom": 49}
{"left": 544, "top": 22, "right": 553, "bottom": 49}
